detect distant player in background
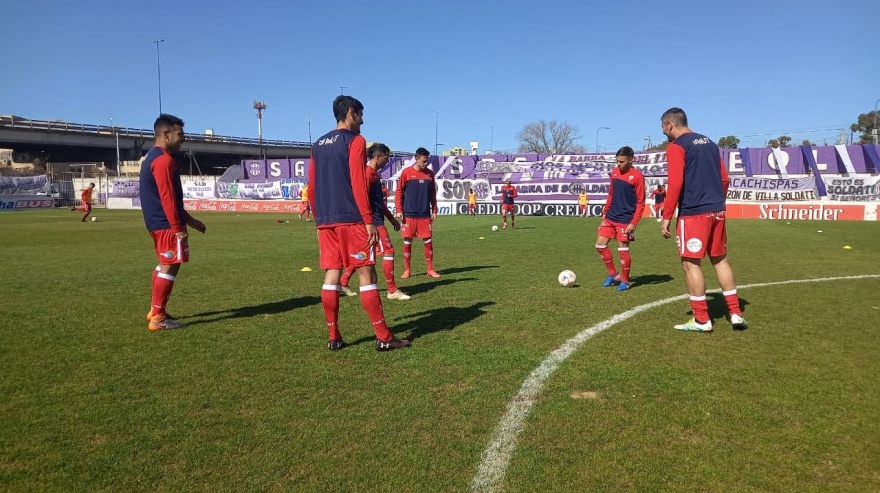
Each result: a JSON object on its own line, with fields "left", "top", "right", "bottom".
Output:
{"left": 310, "top": 95, "right": 409, "bottom": 351}
{"left": 395, "top": 147, "right": 440, "bottom": 279}
{"left": 339, "top": 143, "right": 410, "bottom": 300}
{"left": 595, "top": 146, "right": 645, "bottom": 291}
{"left": 500, "top": 179, "right": 518, "bottom": 229}
{"left": 140, "top": 114, "right": 207, "bottom": 331}
{"left": 71, "top": 182, "right": 96, "bottom": 222}
{"left": 651, "top": 184, "right": 666, "bottom": 222}
{"left": 578, "top": 190, "right": 588, "bottom": 217}
{"left": 298, "top": 182, "right": 313, "bottom": 221}
{"left": 660, "top": 107, "right": 747, "bottom": 332}
{"left": 468, "top": 187, "right": 477, "bottom": 216}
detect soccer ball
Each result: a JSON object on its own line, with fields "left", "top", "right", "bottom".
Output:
{"left": 91, "top": 217, "right": 98, "bottom": 222}
{"left": 491, "top": 225, "right": 499, "bottom": 232}
{"left": 558, "top": 270, "right": 576, "bottom": 287}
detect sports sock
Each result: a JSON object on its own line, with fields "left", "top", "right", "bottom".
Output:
{"left": 359, "top": 284, "right": 392, "bottom": 341}
{"left": 382, "top": 256, "right": 397, "bottom": 293}
{"left": 403, "top": 240, "right": 412, "bottom": 271}
{"left": 618, "top": 247, "right": 631, "bottom": 283}
{"left": 596, "top": 245, "right": 617, "bottom": 276}
{"left": 722, "top": 289, "right": 742, "bottom": 316}
{"left": 321, "top": 284, "right": 341, "bottom": 341}
{"left": 152, "top": 272, "right": 176, "bottom": 316}
{"left": 689, "top": 295, "right": 710, "bottom": 324}
{"left": 424, "top": 238, "right": 434, "bottom": 272}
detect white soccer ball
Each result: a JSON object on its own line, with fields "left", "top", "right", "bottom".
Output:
{"left": 558, "top": 270, "right": 576, "bottom": 287}
{"left": 91, "top": 217, "right": 98, "bottom": 222}
{"left": 491, "top": 225, "right": 499, "bottom": 232}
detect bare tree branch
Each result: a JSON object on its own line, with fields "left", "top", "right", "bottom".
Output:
{"left": 516, "top": 119, "right": 584, "bottom": 154}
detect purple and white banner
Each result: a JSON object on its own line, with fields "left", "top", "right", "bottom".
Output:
{"left": 216, "top": 181, "right": 283, "bottom": 200}
{"left": 183, "top": 179, "right": 216, "bottom": 199}
{"left": 822, "top": 175, "right": 880, "bottom": 202}
{"left": 111, "top": 180, "right": 140, "bottom": 198}
{"left": 0, "top": 175, "right": 49, "bottom": 195}
{"left": 727, "top": 176, "right": 819, "bottom": 202}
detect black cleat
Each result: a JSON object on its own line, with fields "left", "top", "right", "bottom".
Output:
{"left": 328, "top": 339, "right": 346, "bottom": 351}
{"left": 375, "top": 336, "right": 411, "bottom": 352}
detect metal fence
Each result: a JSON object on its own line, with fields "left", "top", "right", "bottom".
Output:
{"left": 49, "top": 171, "right": 110, "bottom": 209}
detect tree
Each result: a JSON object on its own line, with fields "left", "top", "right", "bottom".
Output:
{"left": 646, "top": 141, "right": 669, "bottom": 151}
{"left": 717, "top": 135, "right": 740, "bottom": 149}
{"left": 801, "top": 139, "right": 815, "bottom": 147}
{"left": 767, "top": 135, "right": 792, "bottom": 148}
{"left": 850, "top": 110, "right": 879, "bottom": 144}
{"left": 515, "top": 119, "right": 586, "bottom": 154}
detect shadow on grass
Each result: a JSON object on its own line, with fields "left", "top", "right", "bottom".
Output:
{"left": 629, "top": 273, "right": 675, "bottom": 287}
{"left": 399, "top": 277, "right": 477, "bottom": 296}
{"left": 348, "top": 301, "right": 495, "bottom": 346}
{"left": 436, "top": 265, "right": 499, "bottom": 276}
{"left": 183, "top": 296, "right": 321, "bottom": 326}
{"left": 683, "top": 294, "right": 751, "bottom": 326}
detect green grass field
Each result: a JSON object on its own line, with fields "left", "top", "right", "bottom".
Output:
{"left": 1, "top": 209, "right": 879, "bottom": 492}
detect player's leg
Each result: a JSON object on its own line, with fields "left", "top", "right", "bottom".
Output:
{"left": 674, "top": 216, "right": 712, "bottom": 331}
{"left": 356, "top": 265, "right": 398, "bottom": 341}
{"left": 81, "top": 204, "right": 92, "bottom": 222}
{"left": 510, "top": 210, "right": 515, "bottom": 229}
{"left": 378, "top": 227, "right": 408, "bottom": 300}
{"left": 424, "top": 237, "right": 440, "bottom": 278}
{"left": 318, "top": 228, "right": 345, "bottom": 349}
{"left": 148, "top": 229, "right": 188, "bottom": 331}
{"left": 708, "top": 213, "right": 746, "bottom": 329}
{"left": 596, "top": 223, "right": 620, "bottom": 287}
{"left": 616, "top": 238, "right": 632, "bottom": 291}
{"left": 339, "top": 265, "right": 358, "bottom": 296}
{"left": 501, "top": 209, "right": 507, "bottom": 229}
{"left": 401, "top": 237, "right": 412, "bottom": 278}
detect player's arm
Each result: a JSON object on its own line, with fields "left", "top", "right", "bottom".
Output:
{"left": 429, "top": 176, "right": 438, "bottom": 218}
{"left": 631, "top": 173, "right": 646, "bottom": 228}
{"left": 151, "top": 154, "right": 186, "bottom": 233}
{"left": 394, "top": 169, "right": 407, "bottom": 220}
{"left": 308, "top": 153, "right": 316, "bottom": 217}
{"left": 719, "top": 154, "right": 730, "bottom": 195}
{"left": 602, "top": 179, "right": 614, "bottom": 217}
{"left": 348, "top": 137, "right": 372, "bottom": 225}
{"left": 663, "top": 143, "right": 685, "bottom": 221}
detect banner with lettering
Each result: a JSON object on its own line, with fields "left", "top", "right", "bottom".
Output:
{"left": 727, "top": 176, "right": 819, "bottom": 202}
{"left": 822, "top": 175, "right": 880, "bottom": 202}
{"left": 0, "top": 175, "right": 50, "bottom": 195}
{"left": 183, "top": 179, "right": 217, "bottom": 199}
{"left": 110, "top": 180, "right": 140, "bottom": 198}
{"left": 216, "top": 181, "right": 283, "bottom": 200}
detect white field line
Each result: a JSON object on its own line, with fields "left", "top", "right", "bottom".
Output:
{"left": 470, "top": 274, "right": 880, "bottom": 493}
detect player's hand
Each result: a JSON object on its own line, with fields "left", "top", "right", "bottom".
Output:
{"left": 394, "top": 212, "right": 403, "bottom": 221}
{"left": 431, "top": 212, "right": 437, "bottom": 222}
{"left": 661, "top": 219, "right": 672, "bottom": 238}
{"left": 624, "top": 224, "right": 635, "bottom": 234}
{"left": 390, "top": 218, "right": 401, "bottom": 231}
{"left": 175, "top": 231, "right": 189, "bottom": 240}
{"left": 365, "top": 223, "right": 378, "bottom": 245}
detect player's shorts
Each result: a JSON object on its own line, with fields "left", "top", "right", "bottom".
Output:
{"left": 318, "top": 223, "right": 375, "bottom": 270}
{"left": 401, "top": 217, "right": 433, "bottom": 239}
{"left": 468, "top": 203, "right": 476, "bottom": 212}
{"left": 597, "top": 219, "right": 632, "bottom": 243}
{"left": 501, "top": 204, "right": 515, "bottom": 214}
{"left": 376, "top": 225, "right": 394, "bottom": 255}
{"left": 150, "top": 228, "right": 189, "bottom": 265}
{"left": 675, "top": 211, "right": 727, "bottom": 259}
{"left": 81, "top": 202, "right": 92, "bottom": 213}
{"left": 301, "top": 201, "right": 310, "bottom": 212}
{"left": 578, "top": 204, "right": 587, "bottom": 213}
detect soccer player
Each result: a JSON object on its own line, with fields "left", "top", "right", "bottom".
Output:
{"left": 467, "top": 187, "right": 477, "bottom": 216}
{"left": 394, "top": 147, "right": 440, "bottom": 279}
{"left": 309, "top": 95, "right": 409, "bottom": 351}
{"left": 651, "top": 184, "right": 666, "bottom": 222}
{"left": 339, "top": 143, "right": 410, "bottom": 301}
{"left": 595, "top": 146, "right": 645, "bottom": 291}
{"left": 71, "top": 182, "right": 96, "bottom": 222}
{"left": 578, "top": 190, "right": 588, "bottom": 217}
{"left": 500, "top": 178, "right": 517, "bottom": 229}
{"left": 140, "top": 114, "right": 207, "bottom": 331}
{"left": 660, "top": 107, "right": 747, "bottom": 332}
{"left": 298, "top": 182, "right": 313, "bottom": 221}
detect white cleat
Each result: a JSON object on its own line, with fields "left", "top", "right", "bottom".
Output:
{"left": 339, "top": 286, "right": 358, "bottom": 297}
{"left": 386, "top": 290, "right": 411, "bottom": 300}
{"left": 730, "top": 314, "right": 749, "bottom": 330}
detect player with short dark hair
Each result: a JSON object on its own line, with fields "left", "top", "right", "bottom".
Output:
{"left": 395, "top": 147, "right": 440, "bottom": 279}
{"left": 468, "top": 187, "right": 477, "bottom": 216}
{"left": 140, "top": 114, "right": 206, "bottom": 331}
{"left": 71, "top": 182, "right": 96, "bottom": 222}
{"left": 651, "top": 184, "right": 666, "bottom": 222}
{"left": 578, "top": 190, "right": 588, "bottom": 217}
{"left": 298, "top": 182, "right": 313, "bottom": 221}
{"left": 500, "top": 178, "right": 517, "bottom": 229}
{"left": 310, "top": 95, "right": 409, "bottom": 351}
{"left": 595, "top": 146, "right": 645, "bottom": 291}
{"left": 339, "top": 143, "right": 410, "bottom": 301}
{"left": 660, "top": 107, "right": 747, "bottom": 332}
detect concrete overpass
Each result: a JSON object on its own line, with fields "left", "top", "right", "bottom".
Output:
{"left": 0, "top": 115, "right": 312, "bottom": 173}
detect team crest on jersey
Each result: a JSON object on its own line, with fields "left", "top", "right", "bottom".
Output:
{"left": 628, "top": 175, "right": 634, "bottom": 181}
{"left": 161, "top": 250, "right": 175, "bottom": 259}
{"left": 350, "top": 251, "right": 368, "bottom": 261}
{"left": 686, "top": 238, "right": 703, "bottom": 253}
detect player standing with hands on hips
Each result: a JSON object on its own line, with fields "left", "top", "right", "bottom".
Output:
{"left": 309, "top": 96, "right": 409, "bottom": 351}
{"left": 660, "top": 107, "right": 747, "bottom": 332}
{"left": 395, "top": 147, "right": 441, "bottom": 279}
{"left": 140, "top": 114, "right": 206, "bottom": 331}
{"left": 595, "top": 146, "right": 645, "bottom": 291}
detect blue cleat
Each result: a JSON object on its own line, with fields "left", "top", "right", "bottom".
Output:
{"left": 602, "top": 274, "right": 620, "bottom": 288}
{"left": 616, "top": 282, "right": 630, "bottom": 291}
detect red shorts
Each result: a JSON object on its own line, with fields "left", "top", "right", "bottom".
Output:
{"left": 150, "top": 229, "right": 189, "bottom": 264}
{"left": 318, "top": 223, "right": 375, "bottom": 270}
{"left": 301, "top": 201, "right": 310, "bottom": 212}
{"left": 81, "top": 202, "right": 93, "bottom": 212}
{"left": 376, "top": 225, "right": 394, "bottom": 256}
{"left": 676, "top": 211, "right": 728, "bottom": 259}
{"left": 598, "top": 219, "right": 631, "bottom": 243}
{"left": 401, "top": 217, "right": 433, "bottom": 239}
{"left": 501, "top": 204, "right": 514, "bottom": 214}
{"left": 578, "top": 204, "right": 587, "bottom": 213}
{"left": 468, "top": 203, "right": 476, "bottom": 212}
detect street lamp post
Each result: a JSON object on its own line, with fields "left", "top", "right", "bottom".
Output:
{"left": 434, "top": 111, "right": 440, "bottom": 156}
{"left": 339, "top": 86, "right": 346, "bottom": 95}
{"left": 152, "top": 40, "right": 164, "bottom": 114}
{"left": 111, "top": 117, "right": 120, "bottom": 172}
{"left": 253, "top": 100, "right": 267, "bottom": 159}
{"left": 595, "top": 126, "right": 610, "bottom": 153}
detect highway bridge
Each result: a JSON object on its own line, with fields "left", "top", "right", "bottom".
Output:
{"left": 0, "top": 115, "right": 312, "bottom": 173}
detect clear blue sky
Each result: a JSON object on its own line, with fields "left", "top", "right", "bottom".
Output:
{"left": 2, "top": 0, "right": 877, "bottom": 153}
